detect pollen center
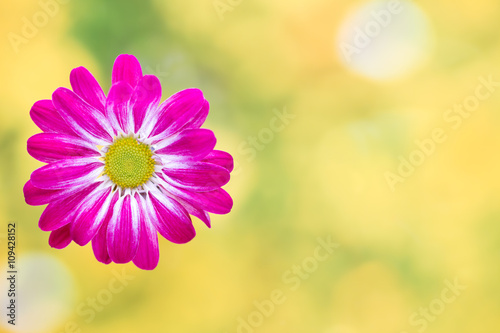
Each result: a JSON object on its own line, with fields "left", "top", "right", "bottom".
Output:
{"left": 104, "top": 137, "right": 155, "bottom": 188}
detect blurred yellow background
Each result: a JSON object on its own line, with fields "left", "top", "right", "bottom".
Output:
{"left": 1, "top": 0, "right": 500, "bottom": 332}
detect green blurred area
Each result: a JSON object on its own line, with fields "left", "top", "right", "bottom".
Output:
{"left": 1, "top": 0, "right": 500, "bottom": 332}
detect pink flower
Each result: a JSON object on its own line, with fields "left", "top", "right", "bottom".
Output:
{"left": 24, "top": 54, "right": 233, "bottom": 270}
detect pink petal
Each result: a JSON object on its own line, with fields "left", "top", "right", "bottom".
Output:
{"left": 106, "top": 81, "right": 134, "bottom": 134}
{"left": 71, "top": 187, "right": 113, "bottom": 246}
{"left": 148, "top": 191, "right": 195, "bottom": 244}
{"left": 202, "top": 150, "right": 234, "bottom": 172}
{"left": 176, "top": 196, "right": 211, "bottom": 228}
{"left": 70, "top": 66, "right": 106, "bottom": 113}
{"left": 188, "top": 207, "right": 211, "bottom": 228}
{"left": 38, "top": 183, "right": 100, "bottom": 231}
{"left": 92, "top": 192, "right": 119, "bottom": 265}
{"left": 107, "top": 195, "right": 140, "bottom": 263}
{"left": 112, "top": 54, "right": 143, "bottom": 89}
{"left": 52, "top": 87, "right": 113, "bottom": 145}
{"left": 24, "top": 180, "right": 74, "bottom": 206}
{"left": 162, "top": 162, "right": 230, "bottom": 192}
{"left": 27, "top": 133, "right": 99, "bottom": 163}
{"left": 131, "top": 75, "right": 162, "bottom": 133}
{"left": 133, "top": 194, "right": 160, "bottom": 270}
{"left": 156, "top": 129, "right": 216, "bottom": 162}
{"left": 93, "top": 224, "right": 112, "bottom": 264}
{"left": 49, "top": 224, "right": 72, "bottom": 249}
{"left": 146, "top": 89, "right": 208, "bottom": 140}
{"left": 31, "top": 157, "right": 103, "bottom": 190}
{"left": 169, "top": 186, "right": 233, "bottom": 215}
{"left": 30, "top": 100, "right": 75, "bottom": 136}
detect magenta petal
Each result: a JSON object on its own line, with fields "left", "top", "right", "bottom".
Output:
{"left": 49, "top": 224, "right": 72, "bottom": 249}
{"left": 70, "top": 66, "right": 106, "bottom": 113}
{"left": 188, "top": 206, "right": 211, "bottom": 228}
{"left": 170, "top": 186, "right": 233, "bottom": 215}
{"left": 38, "top": 183, "right": 99, "bottom": 231}
{"left": 177, "top": 197, "right": 211, "bottom": 228}
{"left": 71, "top": 187, "right": 112, "bottom": 246}
{"left": 148, "top": 89, "right": 208, "bottom": 140}
{"left": 202, "top": 150, "right": 234, "bottom": 172}
{"left": 30, "top": 100, "right": 75, "bottom": 136}
{"left": 52, "top": 87, "right": 113, "bottom": 144}
{"left": 92, "top": 192, "right": 118, "bottom": 265}
{"left": 131, "top": 75, "right": 162, "bottom": 133}
{"left": 189, "top": 100, "right": 209, "bottom": 129}
{"left": 24, "top": 180, "right": 71, "bottom": 206}
{"left": 93, "top": 224, "right": 112, "bottom": 264}
{"left": 112, "top": 54, "right": 143, "bottom": 89}
{"left": 31, "top": 157, "right": 103, "bottom": 190}
{"left": 133, "top": 194, "right": 160, "bottom": 270}
{"left": 148, "top": 192, "right": 195, "bottom": 244}
{"left": 156, "top": 129, "right": 216, "bottom": 162}
{"left": 107, "top": 195, "right": 140, "bottom": 263}
{"left": 106, "top": 81, "right": 134, "bottom": 134}
{"left": 27, "top": 133, "right": 99, "bottom": 163}
{"left": 162, "top": 162, "right": 230, "bottom": 192}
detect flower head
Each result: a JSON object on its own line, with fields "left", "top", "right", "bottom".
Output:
{"left": 24, "top": 54, "right": 233, "bottom": 270}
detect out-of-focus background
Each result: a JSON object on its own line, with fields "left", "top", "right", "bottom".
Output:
{"left": 1, "top": 0, "right": 500, "bottom": 332}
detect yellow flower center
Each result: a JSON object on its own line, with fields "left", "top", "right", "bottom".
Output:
{"left": 104, "top": 137, "right": 155, "bottom": 188}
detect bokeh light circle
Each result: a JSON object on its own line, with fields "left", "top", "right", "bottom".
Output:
{"left": 0, "top": 253, "right": 75, "bottom": 333}
{"left": 336, "top": 0, "right": 434, "bottom": 80}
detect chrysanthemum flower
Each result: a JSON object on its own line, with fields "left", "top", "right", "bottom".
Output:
{"left": 24, "top": 54, "right": 233, "bottom": 270}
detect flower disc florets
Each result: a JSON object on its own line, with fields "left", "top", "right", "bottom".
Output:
{"left": 104, "top": 137, "right": 155, "bottom": 189}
